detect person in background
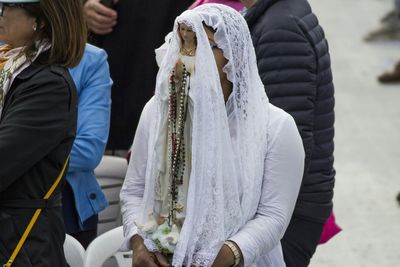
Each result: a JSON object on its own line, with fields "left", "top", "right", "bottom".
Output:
{"left": 83, "top": 0, "right": 192, "bottom": 157}
{"left": 0, "top": 0, "right": 86, "bottom": 265}
{"left": 62, "top": 43, "right": 112, "bottom": 248}
{"left": 240, "top": 0, "right": 335, "bottom": 266}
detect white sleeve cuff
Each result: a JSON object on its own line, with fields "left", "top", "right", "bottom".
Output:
{"left": 120, "top": 226, "right": 138, "bottom": 251}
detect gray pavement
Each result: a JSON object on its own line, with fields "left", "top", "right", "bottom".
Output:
{"left": 308, "top": 0, "right": 400, "bottom": 266}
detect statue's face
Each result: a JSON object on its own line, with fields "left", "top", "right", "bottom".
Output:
{"left": 179, "top": 23, "right": 196, "bottom": 45}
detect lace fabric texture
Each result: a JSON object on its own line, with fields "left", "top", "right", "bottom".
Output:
{"left": 138, "top": 4, "right": 270, "bottom": 266}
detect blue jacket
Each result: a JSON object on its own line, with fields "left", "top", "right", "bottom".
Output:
{"left": 68, "top": 44, "right": 112, "bottom": 225}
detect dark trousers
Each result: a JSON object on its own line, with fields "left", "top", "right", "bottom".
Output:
{"left": 62, "top": 183, "right": 98, "bottom": 249}
{"left": 70, "top": 229, "right": 97, "bottom": 249}
{"left": 281, "top": 216, "right": 325, "bottom": 267}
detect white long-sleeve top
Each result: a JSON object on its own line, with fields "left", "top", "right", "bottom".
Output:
{"left": 120, "top": 97, "right": 304, "bottom": 267}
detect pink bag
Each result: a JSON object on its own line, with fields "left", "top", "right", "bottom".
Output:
{"left": 319, "top": 212, "right": 342, "bottom": 244}
{"left": 189, "top": 0, "right": 244, "bottom": 11}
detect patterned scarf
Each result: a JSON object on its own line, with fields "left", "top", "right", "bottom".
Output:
{"left": 0, "top": 42, "right": 49, "bottom": 117}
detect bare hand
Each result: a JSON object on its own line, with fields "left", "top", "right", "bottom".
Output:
{"left": 84, "top": 0, "right": 118, "bottom": 35}
{"left": 153, "top": 252, "right": 171, "bottom": 267}
{"left": 211, "top": 244, "right": 236, "bottom": 267}
{"left": 130, "top": 235, "right": 159, "bottom": 267}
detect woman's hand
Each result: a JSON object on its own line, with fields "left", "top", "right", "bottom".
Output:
{"left": 211, "top": 244, "right": 236, "bottom": 267}
{"left": 153, "top": 252, "right": 171, "bottom": 267}
{"left": 130, "top": 235, "right": 159, "bottom": 267}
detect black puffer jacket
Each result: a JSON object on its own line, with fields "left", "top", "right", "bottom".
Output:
{"left": 245, "top": 0, "right": 335, "bottom": 221}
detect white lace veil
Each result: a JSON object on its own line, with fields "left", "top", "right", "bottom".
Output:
{"left": 140, "top": 4, "right": 270, "bottom": 266}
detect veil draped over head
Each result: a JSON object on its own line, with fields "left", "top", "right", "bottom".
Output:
{"left": 139, "top": 4, "right": 270, "bottom": 266}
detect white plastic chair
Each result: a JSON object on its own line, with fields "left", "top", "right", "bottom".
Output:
{"left": 83, "top": 226, "right": 132, "bottom": 267}
{"left": 95, "top": 156, "right": 128, "bottom": 235}
{"left": 64, "top": 234, "right": 85, "bottom": 267}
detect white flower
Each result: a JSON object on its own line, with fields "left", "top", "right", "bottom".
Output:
{"left": 138, "top": 213, "right": 158, "bottom": 234}
{"left": 150, "top": 222, "right": 181, "bottom": 254}
{"left": 165, "top": 224, "right": 179, "bottom": 245}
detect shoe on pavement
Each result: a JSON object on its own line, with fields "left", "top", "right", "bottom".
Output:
{"left": 364, "top": 25, "right": 400, "bottom": 42}
{"left": 365, "top": 10, "right": 400, "bottom": 42}
{"left": 378, "top": 61, "right": 400, "bottom": 83}
{"left": 396, "top": 192, "right": 400, "bottom": 206}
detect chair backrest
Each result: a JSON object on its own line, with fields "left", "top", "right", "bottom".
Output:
{"left": 64, "top": 234, "right": 85, "bottom": 267}
{"left": 95, "top": 155, "right": 128, "bottom": 235}
{"left": 83, "top": 226, "right": 132, "bottom": 267}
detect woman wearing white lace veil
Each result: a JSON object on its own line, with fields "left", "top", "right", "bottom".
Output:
{"left": 120, "top": 4, "right": 304, "bottom": 267}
